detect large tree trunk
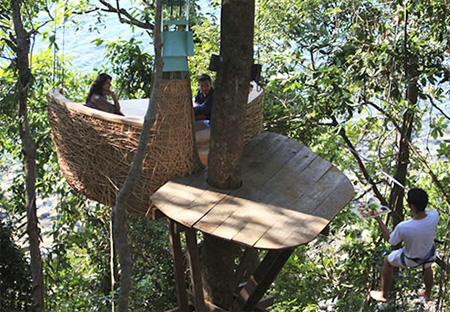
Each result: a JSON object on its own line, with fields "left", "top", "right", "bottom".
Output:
{"left": 202, "top": 0, "right": 255, "bottom": 309}
{"left": 11, "top": 0, "right": 45, "bottom": 310}
{"left": 208, "top": 0, "right": 255, "bottom": 189}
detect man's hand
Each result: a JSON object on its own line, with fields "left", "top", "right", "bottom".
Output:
{"left": 375, "top": 216, "right": 391, "bottom": 242}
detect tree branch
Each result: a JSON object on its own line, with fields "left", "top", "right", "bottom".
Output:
{"left": 428, "top": 95, "right": 450, "bottom": 121}
{"left": 112, "top": 0, "right": 163, "bottom": 310}
{"left": 363, "top": 100, "right": 450, "bottom": 208}
{"left": 331, "top": 116, "right": 389, "bottom": 207}
{"left": 98, "top": 0, "right": 154, "bottom": 30}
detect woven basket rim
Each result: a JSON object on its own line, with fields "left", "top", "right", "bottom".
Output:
{"left": 48, "top": 88, "right": 144, "bottom": 127}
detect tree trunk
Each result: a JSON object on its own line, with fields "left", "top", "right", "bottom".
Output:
{"left": 208, "top": 0, "right": 255, "bottom": 189}
{"left": 112, "top": 0, "right": 164, "bottom": 310}
{"left": 202, "top": 0, "right": 255, "bottom": 309}
{"left": 11, "top": 0, "right": 45, "bottom": 310}
{"left": 389, "top": 9, "right": 417, "bottom": 227}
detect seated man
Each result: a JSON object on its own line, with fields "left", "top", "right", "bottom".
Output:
{"left": 370, "top": 188, "right": 439, "bottom": 302}
{"left": 193, "top": 74, "right": 214, "bottom": 121}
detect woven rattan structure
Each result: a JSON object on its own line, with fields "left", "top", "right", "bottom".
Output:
{"left": 48, "top": 78, "right": 202, "bottom": 216}
{"left": 243, "top": 84, "right": 264, "bottom": 145}
{"left": 48, "top": 79, "right": 264, "bottom": 216}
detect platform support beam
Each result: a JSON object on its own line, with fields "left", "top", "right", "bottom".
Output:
{"left": 168, "top": 220, "right": 189, "bottom": 312}
{"left": 185, "top": 228, "right": 207, "bottom": 311}
{"left": 232, "top": 248, "right": 294, "bottom": 311}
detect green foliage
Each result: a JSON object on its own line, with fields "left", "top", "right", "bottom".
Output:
{"left": 256, "top": 1, "right": 450, "bottom": 310}
{"left": 189, "top": 17, "right": 220, "bottom": 92}
{"left": 95, "top": 38, "right": 154, "bottom": 99}
{"left": 0, "top": 218, "right": 32, "bottom": 312}
{"left": 127, "top": 217, "right": 176, "bottom": 311}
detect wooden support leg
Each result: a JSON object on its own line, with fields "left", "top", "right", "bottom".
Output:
{"left": 185, "top": 228, "right": 207, "bottom": 312}
{"left": 233, "top": 248, "right": 259, "bottom": 293}
{"left": 233, "top": 248, "right": 295, "bottom": 311}
{"left": 168, "top": 220, "right": 189, "bottom": 312}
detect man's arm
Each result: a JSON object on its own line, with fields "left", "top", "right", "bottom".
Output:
{"left": 375, "top": 216, "right": 390, "bottom": 241}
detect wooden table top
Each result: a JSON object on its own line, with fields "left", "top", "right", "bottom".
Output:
{"left": 151, "top": 132, "right": 354, "bottom": 249}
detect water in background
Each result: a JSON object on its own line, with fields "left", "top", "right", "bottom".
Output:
{"left": 34, "top": 1, "right": 150, "bottom": 74}
{"left": 33, "top": 0, "right": 219, "bottom": 75}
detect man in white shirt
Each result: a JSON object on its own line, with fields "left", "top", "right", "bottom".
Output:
{"left": 370, "top": 188, "right": 439, "bottom": 302}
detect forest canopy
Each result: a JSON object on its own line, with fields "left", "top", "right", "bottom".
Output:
{"left": 1, "top": 0, "right": 449, "bottom": 311}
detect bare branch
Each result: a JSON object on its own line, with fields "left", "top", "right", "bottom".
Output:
{"left": 331, "top": 116, "right": 389, "bottom": 207}
{"left": 428, "top": 95, "right": 450, "bottom": 121}
{"left": 98, "top": 0, "right": 154, "bottom": 30}
{"left": 36, "top": 130, "right": 50, "bottom": 148}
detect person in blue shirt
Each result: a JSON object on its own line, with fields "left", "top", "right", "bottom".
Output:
{"left": 193, "top": 74, "right": 214, "bottom": 120}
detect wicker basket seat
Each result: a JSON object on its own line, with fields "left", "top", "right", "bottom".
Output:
{"left": 48, "top": 79, "right": 264, "bottom": 216}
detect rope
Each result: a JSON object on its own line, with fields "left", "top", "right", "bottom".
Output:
{"left": 61, "top": 0, "right": 68, "bottom": 89}
{"left": 52, "top": 16, "right": 58, "bottom": 87}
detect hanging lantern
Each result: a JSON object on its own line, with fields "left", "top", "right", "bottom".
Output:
{"left": 162, "top": 0, "right": 194, "bottom": 74}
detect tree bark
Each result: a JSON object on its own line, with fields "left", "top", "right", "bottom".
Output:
{"left": 208, "top": 0, "right": 255, "bottom": 189}
{"left": 112, "top": 0, "right": 163, "bottom": 310}
{"left": 11, "top": 1, "right": 45, "bottom": 311}
{"left": 389, "top": 8, "right": 417, "bottom": 227}
{"left": 202, "top": 0, "right": 255, "bottom": 309}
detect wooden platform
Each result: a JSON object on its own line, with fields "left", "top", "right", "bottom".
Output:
{"left": 151, "top": 132, "right": 354, "bottom": 250}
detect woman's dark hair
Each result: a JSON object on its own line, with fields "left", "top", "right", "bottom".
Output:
{"left": 407, "top": 188, "right": 429, "bottom": 211}
{"left": 86, "top": 73, "right": 112, "bottom": 103}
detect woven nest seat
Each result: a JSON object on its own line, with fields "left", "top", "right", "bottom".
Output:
{"left": 48, "top": 78, "right": 264, "bottom": 216}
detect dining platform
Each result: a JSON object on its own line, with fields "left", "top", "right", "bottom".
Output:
{"left": 151, "top": 131, "right": 354, "bottom": 311}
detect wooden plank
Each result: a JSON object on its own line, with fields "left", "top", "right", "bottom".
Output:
{"left": 152, "top": 171, "right": 214, "bottom": 228}
{"left": 253, "top": 145, "right": 317, "bottom": 206}
{"left": 205, "top": 134, "right": 310, "bottom": 243}
{"left": 289, "top": 166, "right": 349, "bottom": 216}
{"left": 191, "top": 133, "right": 296, "bottom": 235}
{"left": 252, "top": 165, "right": 344, "bottom": 249}
{"left": 171, "top": 186, "right": 229, "bottom": 227}
{"left": 193, "top": 194, "right": 244, "bottom": 234}
{"left": 168, "top": 220, "right": 189, "bottom": 312}
{"left": 252, "top": 211, "right": 318, "bottom": 249}
{"left": 229, "top": 204, "right": 282, "bottom": 247}
{"left": 239, "top": 135, "right": 297, "bottom": 193}
{"left": 277, "top": 168, "right": 354, "bottom": 248}
{"left": 310, "top": 175, "right": 355, "bottom": 220}
{"left": 210, "top": 199, "right": 280, "bottom": 244}
{"left": 231, "top": 156, "right": 332, "bottom": 248}
{"left": 242, "top": 131, "right": 271, "bottom": 155}
{"left": 185, "top": 228, "right": 207, "bottom": 312}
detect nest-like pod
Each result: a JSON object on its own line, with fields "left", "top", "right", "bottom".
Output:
{"left": 48, "top": 79, "right": 265, "bottom": 216}
{"left": 195, "top": 82, "right": 265, "bottom": 164}
{"left": 48, "top": 78, "right": 203, "bottom": 216}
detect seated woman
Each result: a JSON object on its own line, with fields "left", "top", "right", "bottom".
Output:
{"left": 85, "top": 73, "right": 124, "bottom": 115}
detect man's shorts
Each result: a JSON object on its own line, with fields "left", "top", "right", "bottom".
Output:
{"left": 388, "top": 249, "right": 434, "bottom": 269}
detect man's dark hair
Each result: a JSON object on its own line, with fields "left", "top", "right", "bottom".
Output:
{"left": 197, "top": 74, "right": 211, "bottom": 83}
{"left": 407, "top": 188, "right": 428, "bottom": 211}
